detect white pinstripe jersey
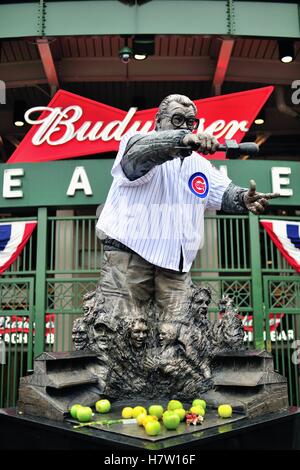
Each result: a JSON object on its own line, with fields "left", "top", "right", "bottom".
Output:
{"left": 97, "top": 131, "right": 231, "bottom": 272}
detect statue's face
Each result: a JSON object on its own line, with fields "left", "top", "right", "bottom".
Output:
{"left": 159, "top": 101, "right": 197, "bottom": 131}
{"left": 93, "top": 323, "right": 113, "bottom": 352}
{"left": 158, "top": 323, "right": 177, "bottom": 347}
{"left": 194, "top": 294, "right": 210, "bottom": 315}
{"left": 72, "top": 323, "right": 87, "bottom": 350}
{"left": 130, "top": 321, "right": 148, "bottom": 349}
{"left": 83, "top": 298, "right": 94, "bottom": 315}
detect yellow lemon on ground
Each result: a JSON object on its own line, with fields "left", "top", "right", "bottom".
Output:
{"left": 218, "top": 404, "right": 233, "bottom": 418}
{"left": 122, "top": 407, "right": 134, "bottom": 419}
{"left": 142, "top": 415, "right": 158, "bottom": 427}
{"left": 132, "top": 406, "right": 147, "bottom": 418}
{"left": 136, "top": 412, "right": 147, "bottom": 426}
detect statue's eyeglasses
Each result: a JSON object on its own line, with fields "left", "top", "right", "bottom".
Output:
{"left": 165, "top": 113, "right": 200, "bottom": 130}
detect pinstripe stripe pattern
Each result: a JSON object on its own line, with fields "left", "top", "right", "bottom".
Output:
{"left": 97, "top": 131, "right": 231, "bottom": 272}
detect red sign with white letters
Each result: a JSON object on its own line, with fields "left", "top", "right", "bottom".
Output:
{"left": 8, "top": 86, "right": 274, "bottom": 163}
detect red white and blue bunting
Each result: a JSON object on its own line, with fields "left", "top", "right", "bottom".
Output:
{"left": 261, "top": 219, "right": 300, "bottom": 273}
{"left": 0, "top": 221, "right": 37, "bottom": 274}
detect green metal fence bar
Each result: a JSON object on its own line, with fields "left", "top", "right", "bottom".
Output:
{"left": 236, "top": 218, "right": 240, "bottom": 270}
{"left": 34, "top": 208, "right": 48, "bottom": 357}
{"left": 27, "top": 310, "right": 34, "bottom": 371}
{"left": 291, "top": 315, "right": 300, "bottom": 406}
{"left": 88, "top": 219, "right": 92, "bottom": 271}
{"left": 249, "top": 213, "right": 264, "bottom": 349}
{"left": 75, "top": 219, "right": 79, "bottom": 271}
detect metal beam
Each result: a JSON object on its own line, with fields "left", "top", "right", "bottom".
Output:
{"left": 36, "top": 38, "right": 59, "bottom": 95}
{"left": 227, "top": 57, "right": 300, "bottom": 85}
{"left": 212, "top": 39, "right": 234, "bottom": 95}
{"left": 1, "top": 56, "right": 299, "bottom": 87}
{"left": 0, "top": 1, "right": 299, "bottom": 39}
{"left": 0, "top": 61, "right": 47, "bottom": 88}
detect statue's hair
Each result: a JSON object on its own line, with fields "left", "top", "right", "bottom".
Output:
{"left": 72, "top": 317, "right": 87, "bottom": 333}
{"left": 155, "top": 94, "right": 197, "bottom": 129}
{"left": 192, "top": 286, "right": 212, "bottom": 302}
{"left": 158, "top": 320, "right": 182, "bottom": 335}
{"left": 82, "top": 290, "right": 96, "bottom": 302}
{"left": 200, "top": 287, "right": 212, "bottom": 300}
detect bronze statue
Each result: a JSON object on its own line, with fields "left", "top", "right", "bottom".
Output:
{"left": 73, "top": 93, "right": 279, "bottom": 399}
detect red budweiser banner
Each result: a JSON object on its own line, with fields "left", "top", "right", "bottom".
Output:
{"left": 8, "top": 86, "right": 274, "bottom": 163}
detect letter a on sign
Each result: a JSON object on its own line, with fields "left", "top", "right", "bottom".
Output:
{"left": 67, "top": 167, "right": 92, "bottom": 196}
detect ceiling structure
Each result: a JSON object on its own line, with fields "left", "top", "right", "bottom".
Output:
{"left": 0, "top": 33, "right": 300, "bottom": 162}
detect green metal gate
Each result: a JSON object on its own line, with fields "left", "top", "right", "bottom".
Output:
{"left": 0, "top": 278, "right": 34, "bottom": 407}
{"left": 263, "top": 276, "right": 300, "bottom": 406}
{"left": 1, "top": 210, "right": 300, "bottom": 408}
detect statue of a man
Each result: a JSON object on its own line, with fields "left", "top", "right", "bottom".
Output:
{"left": 96, "top": 94, "right": 279, "bottom": 314}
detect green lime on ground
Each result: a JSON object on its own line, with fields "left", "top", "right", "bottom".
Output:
{"left": 163, "top": 412, "right": 180, "bottom": 430}
{"left": 76, "top": 406, "right": 93, "bottom": 422}
{"left": 173, "top": 408, "right": 186, "bottom": 421}
{"left": 145, "top": 420, "right": 161, "bottom": 436}
{"left": 95, "top": 399, "right": 111, "bottom": 413}
{"left": 69, "top": 404, "right": 82, "bottom": 419}
{"left": 167, "top": 400, "right": 183, "bottom": 411}
{"left": 192, "top": 399, "right": 207, "bottom": 409}
{"left": 148, "top": 405, "right": 164, "bottom": 419}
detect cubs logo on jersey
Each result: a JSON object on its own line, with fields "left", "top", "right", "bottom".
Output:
{"left": 188, "top": 172, "right": 209, "bottom": 198}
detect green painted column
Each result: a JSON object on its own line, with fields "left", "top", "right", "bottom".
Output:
{"left": 34, "top": 207, "right": 48, "bottom": 357}
{"left": 249, "top": 212, "right": 264, "bottom": 350}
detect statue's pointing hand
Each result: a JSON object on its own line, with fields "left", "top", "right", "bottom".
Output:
{"left": 243, "top": 179, "right": 280, "bottom": 215}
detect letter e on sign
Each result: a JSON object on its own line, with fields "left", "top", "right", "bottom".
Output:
{"left": 67, "top": 166, "right": 92, "bottom": 196}
{"left": 271, "top": 167, "right": 293, "bottom": 197}
{"left": 3, "top": 168, "right": 24, "bottom": 198}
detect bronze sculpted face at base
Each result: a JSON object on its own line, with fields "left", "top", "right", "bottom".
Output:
{"left": 158, "top": 322, "right": 179, "bottom": 348}
{"left": 130, "top": 319, "right": 148, "bottom": 349}
{"left": 72, "top": 318, "right": 88, "bottom": 350}
{"left": 92, "top": 321, "right": 114, "bottom": 353}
